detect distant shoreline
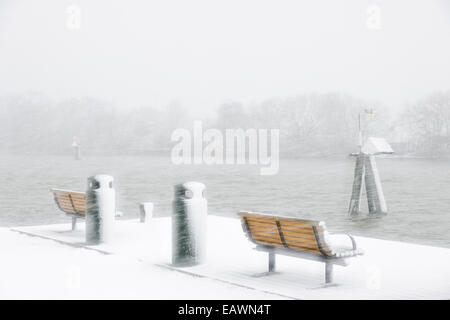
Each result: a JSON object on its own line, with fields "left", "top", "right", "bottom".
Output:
{"left": 1, "top": 151, "right": 449, "bottom": 160}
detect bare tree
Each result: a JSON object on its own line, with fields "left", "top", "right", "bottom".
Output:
{"left": 401, "top": 91, "right": 450, "bottom": 157}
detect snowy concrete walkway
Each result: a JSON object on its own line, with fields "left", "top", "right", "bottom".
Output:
{"left": 6, "top": 216, "right": 450, "bottom": 299}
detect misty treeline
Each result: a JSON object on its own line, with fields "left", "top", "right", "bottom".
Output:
{"left": 0, "top": 91, "right": 449, "bottom": 157}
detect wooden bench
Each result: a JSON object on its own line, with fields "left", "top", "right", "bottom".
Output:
{"left": 238, "top": 212, "right": 363, "bottom": 284}
{"left": 51, "top": 188, "right": 86, "bottom": 230}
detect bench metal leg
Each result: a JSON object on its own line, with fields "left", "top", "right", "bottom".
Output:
{"left": 71, "top": 217, "right": 77, "bottom": 231}
{"left": 268, "top": 252, "right": 276, "bottom": 272}
{"left": 325, "top": 261, "right": 333, "bottom": 283}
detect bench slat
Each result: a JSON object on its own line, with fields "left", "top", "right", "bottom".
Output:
{"left": 277, "top": 230, "right": 318, "bottom": 241}
{"left": 53, "top": 190, "right": 85, "bottom": 197}
{"left": 250, "top": 235, "right": 284, "bottom": 248}
{"left": 57, "top": 200, "right": 86, "bottom": 210}
{"left": 56, "top": 196, "right": 85, "bottom": 205}
{"left": 53, "top": 192, "right": 85, "bottom": 200}
{"left": 247, "top": 225, "right": 319, "bottom": 239}
{"left": 244, "top": 219, "right": 278, "bottom": 227}
{"left": 278, "top": 221, "right": 320, "bottom": 231}
{"left": 248, "top": 230, "right": 281, "bottom": 238}
{"left": 246, "top": 219, "right": 321, "bottom": 234}
{"left": 250, "top": 232, "right": 282, "bottom": 243}
{"left": 244, "top": 214, "right": 318, "bottom": 226}
{"left": 280, "top": 236, "right": 319, "bottom": 247}
{"left": 56, "top": 198, "right": 86, "bottom": 209}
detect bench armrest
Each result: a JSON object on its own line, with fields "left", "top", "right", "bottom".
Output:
{"left": 346, "top": 234, "right": 357, "bottom": 250}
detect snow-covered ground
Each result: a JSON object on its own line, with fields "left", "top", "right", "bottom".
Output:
{"left": 0, "top": 225, "right": 279, "bottom": 299}
{"left": 2, "top": 216, "right": 450, "bottom": 299}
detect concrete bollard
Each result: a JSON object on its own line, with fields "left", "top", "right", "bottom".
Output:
{"left": 172, "top": 182, "right": 207, "bottom": 267}
{"left": 139, "top": 202, "right": 153, "bottom": 223}
{"left": 85, "top": 174, "right": 116, "bottom": 244}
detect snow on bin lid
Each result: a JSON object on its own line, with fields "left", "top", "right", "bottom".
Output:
{"left": 361, "top": 137, "right": 394, "bottom": 155}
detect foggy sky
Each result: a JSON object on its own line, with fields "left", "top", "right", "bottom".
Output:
{"left": 0, "top": 0, "right": 449, "bottom": 117}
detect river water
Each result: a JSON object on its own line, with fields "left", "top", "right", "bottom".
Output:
{"left": 0, "top": 155, "right": 449, "bottom": 248}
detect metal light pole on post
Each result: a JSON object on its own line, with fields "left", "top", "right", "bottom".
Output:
{"left": 358, "top": 109, "right": 375, "bottom": 151}
{"left": 72, "top": 136, "right": 81, "bottom": 160}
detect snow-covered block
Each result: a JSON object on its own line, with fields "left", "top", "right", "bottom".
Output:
{"left": 361, "top": 137, "right": 394, "bottom": 155}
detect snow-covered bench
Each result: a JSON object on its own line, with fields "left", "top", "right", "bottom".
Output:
{"left": 238, "top": 212, "right": 363, "bottom": 284}
{"left": 51, "top": 189, "right": 86, "bottom": 230}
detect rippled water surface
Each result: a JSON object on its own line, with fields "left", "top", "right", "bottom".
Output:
{"left": 1, "top": 155, "right": 449, "bottom": 248}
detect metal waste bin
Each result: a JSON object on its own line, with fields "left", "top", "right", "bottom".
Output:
{"left": 172, "top": 182, "right": 207, "bottom": 266}
{"left": 85, "top": 174, "right": 115, "bottom": 244}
